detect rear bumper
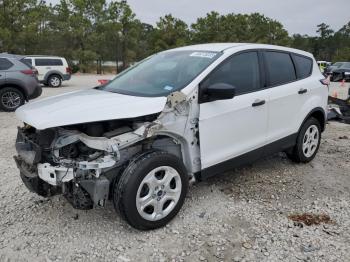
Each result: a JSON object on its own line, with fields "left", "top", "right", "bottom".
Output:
{"left": 62, "top": 74, "right": 71, "bottom": 81}
{"left": 28, "top": 85, "right": 42, "bottom": 100}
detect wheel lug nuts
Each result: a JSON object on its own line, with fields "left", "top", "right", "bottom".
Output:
{"left": 157, "top": 197, "right": 161, "bottom": 201}
{"left": 161, "top": 185, "right": 165, "bottom": 189}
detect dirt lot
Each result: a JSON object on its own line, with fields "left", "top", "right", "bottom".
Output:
{"left": 0, "top": 75, "right": 349, "bottom": 262}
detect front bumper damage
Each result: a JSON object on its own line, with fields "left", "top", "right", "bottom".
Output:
{"left": 14, "top": 127, "right": 121, "bottom": 208}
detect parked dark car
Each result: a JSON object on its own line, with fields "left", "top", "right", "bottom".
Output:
{"left": 330, "top": 62, "right": 350, "bottom": 82}
{"left": 0, "top": 53, "right": 42, "bottom": 111}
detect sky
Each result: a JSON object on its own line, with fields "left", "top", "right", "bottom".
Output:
{"left": 49, "top": 0, "right": 350, "bottom": 35}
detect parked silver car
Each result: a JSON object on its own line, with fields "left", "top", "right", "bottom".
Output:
{"left": 0, "top": 53, "right": 42, "bottom": 111}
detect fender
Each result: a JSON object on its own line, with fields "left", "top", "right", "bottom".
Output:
{"left": 0, "top": 81, "right": 29, "bottom": 100}
{"left": 298, "top": 107, "right": 326, "bottom": 133}
{"left": 43, "top": 70, "right": 64, "bottom": 82}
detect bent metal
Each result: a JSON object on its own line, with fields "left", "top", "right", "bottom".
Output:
{"left": 13, "top": 43, "right": 327, "bottom": 230}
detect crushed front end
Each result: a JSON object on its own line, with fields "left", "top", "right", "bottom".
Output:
{"left": 14, "top": 124, "right": 120, "bottom": 210}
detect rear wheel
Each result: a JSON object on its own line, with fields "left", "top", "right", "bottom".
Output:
{"left": 113, "top": 151, "right": 188, "bottom": 230}
{"left": 0, "top": 87, "right": 25, "bottom": 112}
{"left": 286, "top": 117, "right": 321, "bottom": 163}
{"left": 48, "top": 75, "right": 62, "bottom": 88}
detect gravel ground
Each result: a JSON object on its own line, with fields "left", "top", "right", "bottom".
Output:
{"left": 0, "top": 75, "right": 349, "bottom": 262}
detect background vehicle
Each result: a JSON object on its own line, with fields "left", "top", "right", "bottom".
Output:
{"left": 23, "top": 56, "right": 72, "bottom": 87}
{"left": 317, "top": 61, "right": 331, "bottom": 73}
{"left": 14, "top": 44, "right": 328, "bottom": 230}
{"left": 330, "top": 62, "right": 350, "bottom": 82}
{"left": 324, "top": 62, "right": 345, "bottom": 79}
{"left": 0, "top": 53, "right": 42, "bottom": 111}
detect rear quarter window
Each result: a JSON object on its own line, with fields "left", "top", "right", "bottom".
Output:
{"left": 292, "top": 54, "right": 313, "bottom": 79}
{"left": 35, "top": 58, "right": 63, "bottom": 66}
{"left": 264, "top": 51, "right": 296, "bottom": 86}
{"left": 0, "top": 58, "right": 14, "bottom": 70}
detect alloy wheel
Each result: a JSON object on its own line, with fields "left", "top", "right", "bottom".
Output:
{"left": 302, "top": 125, "right": 319, "bottom": 158}
{"left": 136, "top": 166, "right": 182, "bottom": 221}
{"left": 50, "top": 76, "right": 60, "bottom": 87}
{"left": 1, "top": 91, "right": 21, "bottom": 110}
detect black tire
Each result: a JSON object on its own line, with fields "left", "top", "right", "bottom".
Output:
{"left": 48, "top": 74, "right": 62, "bottom": 88}
{"left": 0, "top": 87, "right": 25, "bottom": 112}
{"left": 286, "top": 117, "right": 321, "bottom": 163}
{"left": 113, "top": 150, "right": 189, "bottom": 230}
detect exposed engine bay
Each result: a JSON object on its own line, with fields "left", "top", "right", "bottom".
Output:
{"left": 14, "top": 92, "right": 200, "bottom": 210}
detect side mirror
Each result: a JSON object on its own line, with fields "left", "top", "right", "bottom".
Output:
{"left": 200, "top": 83, "right": 236, "bottom": 103}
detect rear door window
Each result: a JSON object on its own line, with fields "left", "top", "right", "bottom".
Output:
{"left": 0, "top": 58, "right": 14, "bottom": 70}
{"left": 292, "top": 54, "right": 313, "bottom": 79}
{"left": 264, "top": 51, "right": 296, "bottom": 86}
{"left": 35, "top": 58, "right": 63, "bottom": 66}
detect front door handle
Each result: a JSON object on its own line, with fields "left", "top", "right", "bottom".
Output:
{"left": 298, "top": 88, "right": 308, "bottom": 94}
{"left": 252, "top": 99, "right": 266, "bottom": 107}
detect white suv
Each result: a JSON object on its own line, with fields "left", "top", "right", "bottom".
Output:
{"left": 14, "top": 43, "right": 328, "bottom": 230}
{"left": 23, "top": 56, "right": 72, "bottom": 87}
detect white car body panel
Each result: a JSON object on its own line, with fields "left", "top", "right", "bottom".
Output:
{"left": 15, "top": 89, "right": 167, "bottom": 130}
{"left": 199, "top": 88, "right": 269, "bottom": 169}
{"left": 266, "top": 80, "right": 305, "bottom": 143}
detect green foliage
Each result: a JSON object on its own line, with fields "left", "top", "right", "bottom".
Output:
{"left": 0, "top": 0, "right": 349, "bottom": 72}
{"left": 191, "top": 12, "right": 289, "bottom": 45}
{"left": 151, "top": 14, "right": 190, "bottom": 52}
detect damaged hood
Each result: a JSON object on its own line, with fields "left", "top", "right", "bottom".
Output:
{"left": 16, "top": 89, "right": 167, "bottom": 130}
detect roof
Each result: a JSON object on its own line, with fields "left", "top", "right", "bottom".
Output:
{"left": 25, "top": 55, "right": 62, "bottom": 58}
{"left": 167, "top": 43, "right": 313, "bottom": 57}
{"left": 170, "top": 43, "right": 247, "bottom": 52}
{"left": 0, "top": 53, "right": 24, "bottom": 59}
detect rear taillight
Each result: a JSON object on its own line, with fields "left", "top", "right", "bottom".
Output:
{"left": 66, "top": 67, "right": 72, "bottom": 74}
{"left": 320, "top": 77, "right": 330, "bottom": 86}
{"left": 21, "top": 69, "right": 37, "bottom": 75}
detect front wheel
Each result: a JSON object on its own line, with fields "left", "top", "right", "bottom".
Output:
{"left": 286, "top": 117, "right": 321, "bottom": 163}
{"left": 113, "top": 151, "right": 189, "bottom": 230}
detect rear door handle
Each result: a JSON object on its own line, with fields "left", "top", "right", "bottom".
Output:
{"left": 252, "top": 99, "right": 266, "bottom": 107}
{"left": 298, "top": 88, "right": 308, "bottom": 94}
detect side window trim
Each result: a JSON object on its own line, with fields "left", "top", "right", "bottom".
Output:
{"left": 262, "top": 50, "right": 298, "bottom": 88}
{"left": 199, "top": 49, "right": 264, "bottom": 98}
{"left": 257, "top": 50, "right": 267, "bottom": 89}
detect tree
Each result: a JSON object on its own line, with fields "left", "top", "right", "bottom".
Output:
{"left": 150, "top": 14, "right": 190, "bottom": 53}
{"left": 1, "top": 1, "right": 349, "bottom": 70}
{"left": 316, "top": 23, "right": 334, "bottom": 39}
{"left": 191, "top": 12, "right": 289, "bottom": 45}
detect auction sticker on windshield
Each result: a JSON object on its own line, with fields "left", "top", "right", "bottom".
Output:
{"left": 190, "top": 52, "right": 217, "bottom": 59}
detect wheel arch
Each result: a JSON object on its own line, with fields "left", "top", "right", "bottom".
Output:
{"left": 139, "top": 133, "right": 194, "bottom": 174}
{"left": 299, "top": 107, "right": 326, "bottom": 133}
{"left": 0, "top": 83, "right": 28, "bottom": 100}
{"left": 44, "top": 70, "right": 63, "bottom": 82}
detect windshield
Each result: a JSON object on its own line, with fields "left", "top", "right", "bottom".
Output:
{"left": 99, "top": 50, "right": 221, "bottom": 97}
{"left": 332, "top": 62, "right": 344, "bottom": 68}
{"left": 340, "top": 62, "right": 350, "bottom": 69}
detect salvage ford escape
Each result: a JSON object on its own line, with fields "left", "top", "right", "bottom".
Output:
{"left": 14, "top": 43, "right": 328, "bottom": 230}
